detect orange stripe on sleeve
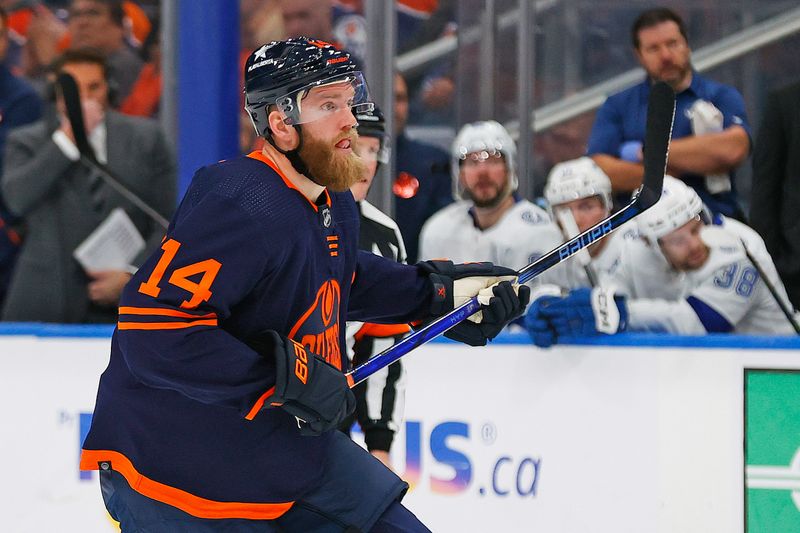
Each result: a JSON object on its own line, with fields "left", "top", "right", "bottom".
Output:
{"left": 117, "top": 319, "right": 218, "bottom": 330}
{"left": 119, "top": 307, "right": 217, "bottom": 319}
{"left": 244, "top": 386, "right": 276, "bottom": 420}
{"left": 79, "top": 449, "right": 294, "bottom": 520}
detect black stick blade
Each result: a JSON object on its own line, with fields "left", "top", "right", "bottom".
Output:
{"left": 56, "top": 72, "right": 97, "bottom": 162}
{"left": 636, "top": 81, "right": 676, "bottom": 210}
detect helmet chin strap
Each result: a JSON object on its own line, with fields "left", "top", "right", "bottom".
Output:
{"left": 266, "top": 125, "right": 325, "bottom": 186}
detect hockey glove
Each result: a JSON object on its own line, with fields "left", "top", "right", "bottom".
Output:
{"left": 541, "top": 287, "right": 628, "bottom": 338}
{"left": 250, "top": 331, "right": 355, "bottom": 436}
{"left": 524, "top": 298, "right": 561, "bottom": 349}
{"left": 417, "top": 260, "right": 531, "bottom": 346}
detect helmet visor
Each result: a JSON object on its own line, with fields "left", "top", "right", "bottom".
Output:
{"left": 354, "top": 136, "right": 391, "bottom": 164}
{"left": 275, "top": 71, "right": 373, "bottom": 126}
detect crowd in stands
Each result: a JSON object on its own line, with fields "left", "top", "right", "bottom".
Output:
{"left": 0, "top": 0, "right": 798, "bottom": 344}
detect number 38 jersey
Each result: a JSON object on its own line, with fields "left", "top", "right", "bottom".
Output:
{"left": 610, "top": 216, "right": 797, "bottom": 334}
{"left": 79, "top": 152, "right": 433, "bottom": 520}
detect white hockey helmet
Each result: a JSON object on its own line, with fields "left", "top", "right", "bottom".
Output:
{"left": 639, "top": 176, "right": 706, "bottom": 241}
{"left": 544, "top": 157, "right": 613, "bottom": 214}
{"left": 451, "top": 120, "right": 517, "bottom": 200}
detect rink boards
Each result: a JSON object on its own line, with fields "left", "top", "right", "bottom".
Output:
{"left": 1, "top": 325, "right": 799, "bottom": 532}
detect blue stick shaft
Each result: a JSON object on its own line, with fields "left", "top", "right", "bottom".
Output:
{"left": 347, "top": 196, "right": 643, "bottom": 387}
{"left": 346, "top": 82, "right": 674, "bottom": 388}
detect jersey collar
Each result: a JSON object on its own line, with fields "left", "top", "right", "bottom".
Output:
{"left": 247, "top": 150, "right": 332, "bottom": 211}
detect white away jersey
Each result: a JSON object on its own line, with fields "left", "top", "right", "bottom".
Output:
{"left": 610, "top": 217, "right": 796, "bottom": 334}
{"left": 539, "top": 221, "right": 638, "bottom": 290}
{"left": 418, "top": 199, "right": 562, "bottom": 271}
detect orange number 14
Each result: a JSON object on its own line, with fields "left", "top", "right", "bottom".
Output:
{"left": 138, "top": 238, "right": 221, "bottom": 309}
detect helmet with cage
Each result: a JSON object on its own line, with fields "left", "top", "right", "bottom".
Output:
{"left": 450, "top": 120, "right": 517, "bottom": 201}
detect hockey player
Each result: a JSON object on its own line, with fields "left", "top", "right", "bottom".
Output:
{"left": 342, "top": 104, "right": 408, "bottom": 470}
{"left": 526, "top": 176, "right": 797, "bottom": 345}
{"left": 540, "top": 157, "right": 637, "bottom": 289}
{"left": 418, "top": 120, "right": 562, "bottom": 269}
{"left": 79, "top": 38, "right": 530, "bottom": 532}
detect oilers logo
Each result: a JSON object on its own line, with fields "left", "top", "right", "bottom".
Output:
{"left": 289, "top": 280, "right": 342, "bottom": 369}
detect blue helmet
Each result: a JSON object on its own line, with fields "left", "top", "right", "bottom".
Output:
{"left": 244, "top": 37, "right": 372, "bottom": 137}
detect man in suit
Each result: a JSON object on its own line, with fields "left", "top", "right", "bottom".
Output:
{"left": 1, "top": 48, "right": 175, "bottom": 323}
{"left": 751, "top": 81, "right": 800, "bottom": 309}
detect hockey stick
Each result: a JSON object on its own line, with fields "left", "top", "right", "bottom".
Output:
{"left": 56, "top": 73, "right": 170, "bottom": 229}
{"left": 739, "top": 238, "right": 800, "bottom": 334}
{"left": 346, "top": 81, "right": 676, "bottom": 387}
{"left": 554, "top": 207, "right": 599, "bottom": 287}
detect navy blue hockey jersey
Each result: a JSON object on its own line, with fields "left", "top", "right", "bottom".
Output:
{"left": 80, "top": 152, "right": 433, "bottom": 519}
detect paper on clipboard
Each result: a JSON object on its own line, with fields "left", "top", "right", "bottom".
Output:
{"left": 73, "top": 207, "right": 145, "bottom": 271}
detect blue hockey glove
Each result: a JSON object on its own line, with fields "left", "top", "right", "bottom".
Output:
{"left": 524, "top": 294, "right": 562, "bottom": 348}
{"left": 248, "top": 331, "right": 355, "bottom": 436}
{"left": 619, "top": 141, "right": 643, "bottom": 162}
{"left": 417, "top": 260, "right": 531, "bottom": 346}
{"left": 541, "top": 287, "right": 628, "bottom": 338}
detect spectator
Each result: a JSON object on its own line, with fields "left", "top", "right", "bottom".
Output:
{"left": 392, "top": 70, "right": 451, "bottom": 263}
{"left": 399, "top": 0, "right": 457, "bottom": 126}
{"left": 340, "top": 105, "right": 408, "bottom": 470}
{"left": 1, "top": 48, "right": 175, "bottom": 323}
{"left": 539, "top": 157, "right": 637, "bottom": 290}
{"left": 526, "top": 177, "right": 797, "bottom": 347}
{"left": 277, "top": 0, "right": 366, "bottom": 67}
{"left": 23, "top": 1, "right": 144, "bottom": 102}
{"left": 278, "top": 0, "right": 334, "bottom": 40}
{"left": 750, "top": 81, "right": 800, "bottom": 309}
{"left": 587, "top": 7, "right": 751, "bottom": 220}
{"left": 118, "top": 17, "right": 159, "bottom": 117}
{"left": 19, "top": 3, "right": 67, "bottom": 81}
{"left": 419, "top": 120, "right": 559, "bottom": 269}
{"left": 240, "top": 0, "right": 283, "bottom": 54}
{"left": 67, "top": 0, "right": 143, "bottom": 103}
{"left": 0, "top": 5, "right": 44, "bottom": 311}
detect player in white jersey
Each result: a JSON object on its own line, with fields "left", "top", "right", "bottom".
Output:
{"left": 341, "top": 106, "right": 408, "bottom": 469}
{"left": 526, "top": 176, "right": 798, "bottom": 344}
{"left": 418, "top": 120, "right": 561, "bottom": 270}
{"left": 539, "top": 157, "right": 637, "bottom": 289}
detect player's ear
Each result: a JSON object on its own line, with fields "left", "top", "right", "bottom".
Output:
{"left": 268, "top": 109, "right": 299, "bottom": 151}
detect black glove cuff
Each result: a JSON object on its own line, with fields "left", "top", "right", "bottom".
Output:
{"left": 427, "top": 272, "right": 453, "bottom": 316}
{"left": 364, "top": 427, "right": 395, "bottom": 452}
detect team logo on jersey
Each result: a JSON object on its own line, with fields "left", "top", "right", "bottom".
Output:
{"left": 320, "top": 206, "right": 332, "bottom": 228}
{"left": 521, "top": 210, "right": 547, "bottom": 224}
{"left": 289, "top": 280, "right": 342, "bottom": 369}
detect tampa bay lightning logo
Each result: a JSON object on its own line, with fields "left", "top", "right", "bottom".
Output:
{"left": 521, "top": 210, "right": 547, "bottom": 225}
